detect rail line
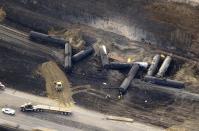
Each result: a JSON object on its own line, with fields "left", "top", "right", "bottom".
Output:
{"left": 0, "top": 24, "right": 63, "bottom": 61}
{"left": 0, "top": 25, "right": 28, "bottom": 39}
{"left": 0, "top": 31, "right": 54, "bottom": 58}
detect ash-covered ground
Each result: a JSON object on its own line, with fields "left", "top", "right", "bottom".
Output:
{"left": 0, "top": 44, "right": 47, "bottom": 95}
{"left": 0, "top": 0, "right": 199, "bottom": 130}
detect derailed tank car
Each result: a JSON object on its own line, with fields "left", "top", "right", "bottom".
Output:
{"left": 147, "top": 54, "right": 160, "bottom": 76}
{"left": 64, "top": 43, "right": 72, "bottom": 72}
{"left": 118, "top": 64, "right": 140, "bottom": 96}
{"left": 105, "top": 62, "right": 132, "bottom": 69}
{"left": 105, "top": 62, "right": 148, "bottom": 70}
{"left": 29, "top": 31, "right": 66, "bottom": 48}
{"left": 157, "top": 56, "right": 172, "bottom": 77}
{"left": 144, "top": 75, "right": 184, "bottom": 89}
{"left": 99, "top": 45, "right": 109, "bottom": 67}
{"left": 72, "top": 46, "right": 94, "bottom": 63}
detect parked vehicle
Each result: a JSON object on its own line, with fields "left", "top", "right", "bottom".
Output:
{"left": 2, "top": 108, "right": 15, "bottom": 115}
{"left": 54, "top": 81, "right": 63, "bottom": 91}
{"left": 0, "top": 82, "right": 5, "bottom": 90}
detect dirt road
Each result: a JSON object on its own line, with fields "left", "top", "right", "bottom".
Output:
{"left": 40, "top": 61, "right": 73, "bottom": 106}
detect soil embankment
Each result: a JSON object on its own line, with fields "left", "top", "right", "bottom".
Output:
{"left": 40, "top": 61, "right": 73, "bottom": 106}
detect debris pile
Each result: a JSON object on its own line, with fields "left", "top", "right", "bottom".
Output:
{"left": 174, "top": 62, "right": 199, "bottom": 93}
{"left": 30, "top": 31, "right": 187, "bottom": 98}
{"left": 63, "top": 29, "right": 86, "bottom": 51}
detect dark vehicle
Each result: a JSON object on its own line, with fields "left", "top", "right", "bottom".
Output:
{"left": 20, "top": 103, "right": 72, "bottom": 115}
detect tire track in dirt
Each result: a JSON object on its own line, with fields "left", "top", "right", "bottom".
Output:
{"left": 40, "top": 61, "right": 73, "bottom": 107}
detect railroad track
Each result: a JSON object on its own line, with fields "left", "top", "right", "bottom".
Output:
{"left": 131, "top": 40, "right": 199, "bottom": 63}
{"left": 0, "top": 24, "right": 64, "bottom": 62}
{"left": 0, "top": 25, "right": 28, "bottom": 39}
{"left": 112, "top": 38, "right": 199, "bottom": 64}
{"left": 0, "top": 26, "right": 51, "bottom": 53}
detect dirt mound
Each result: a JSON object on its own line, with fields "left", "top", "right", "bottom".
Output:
{"left": 63, "top": 29, "right": 86, "bottom": 51}
{"left": 0, "top": 7, "right": 6, "bottom": 22}
{"left": 166, "top": 118, "right": 199, "bottom": 131}
{"left": 173, "top": 62, "right": 199, "bottom": 93}
{"left": 166, "top": 127, "right": 186, "bottom": 131}
{"left": 40, "top": 61, "right": 73, "bottom": 106}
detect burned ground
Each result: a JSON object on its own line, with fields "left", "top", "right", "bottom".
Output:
{"left": 70, "top": 52, "right": 199, "bottom": 129}
{"left": 0, "top": 0, "right": 199, "bottom": 130}
{"left": 0, "top": 44, "right": 47, "bottom": 95}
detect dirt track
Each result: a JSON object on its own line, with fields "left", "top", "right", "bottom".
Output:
{"left": 40, "top": 61, "right": 73, "bottom": 106}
